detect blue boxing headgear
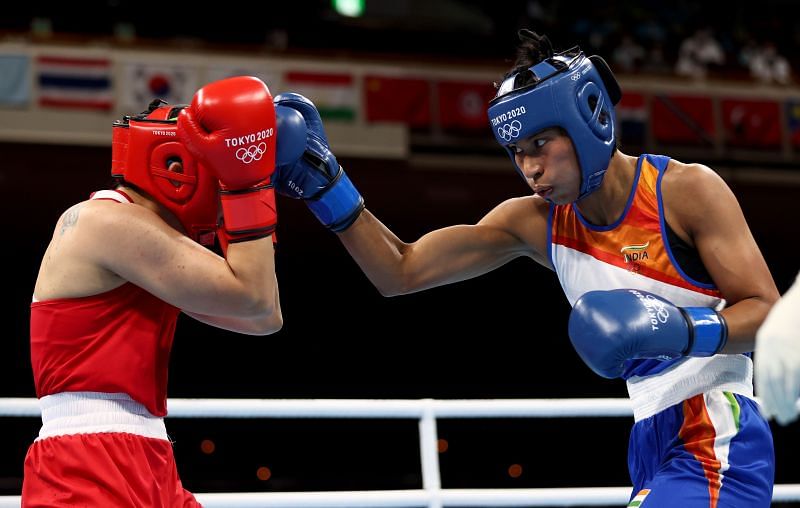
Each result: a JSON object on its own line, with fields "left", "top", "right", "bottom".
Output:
{"left": 488, "top": 47, "right": 621, "bottom": 200}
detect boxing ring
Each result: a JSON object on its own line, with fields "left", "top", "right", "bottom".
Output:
{"left": 1, "top": 397, "right": 799, "bottom": 507}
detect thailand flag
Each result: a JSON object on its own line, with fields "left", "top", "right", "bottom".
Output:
{"left": 36, "top": 55, "right": 112, "bottom": 111}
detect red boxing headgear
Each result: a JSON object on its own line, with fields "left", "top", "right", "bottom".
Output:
{"left": 111, "top": 100, "right": 219, "bottom": 246}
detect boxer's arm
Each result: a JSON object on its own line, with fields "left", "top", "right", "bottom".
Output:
{"left": 183, "top": 290, "right": 281, "bottom": 335}
{"left": 76, "top": 200, "right": 282, "bottom": 334}
{"left": 271, "top": 93, "right": 551, "bottom": 295}
{"left": 662, "top": 162, "right": 779, "bottom": 353}
{"left": 338, "top": 196, "right": 550, "bottom": 296}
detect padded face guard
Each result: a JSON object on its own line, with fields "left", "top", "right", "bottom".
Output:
{"left": 111, "top": 100, "right": 220, "bottom": 245}
{"left": 488, "top": 48, "right": 621, "bottom": 200}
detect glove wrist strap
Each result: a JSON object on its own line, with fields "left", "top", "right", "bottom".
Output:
{"left": 306, "top": 168, "right": 364, "bottom": 232}
{"left": 220, "top": 184, "right": 277, "bottom": 240}
{"left": 682, "top": 307, "right": 728, "bottom": 357}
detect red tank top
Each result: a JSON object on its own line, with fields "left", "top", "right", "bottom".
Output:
{"left": 29, "top": 191, "right": 180, "bottom": 416}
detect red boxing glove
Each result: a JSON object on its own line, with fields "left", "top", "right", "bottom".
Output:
{"left": 178, "top": 76, "right": 277, "bottom": 243}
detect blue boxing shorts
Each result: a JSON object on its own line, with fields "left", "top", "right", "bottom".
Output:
{"left": 627, "top": 391, "right": 773, "bottom": 507}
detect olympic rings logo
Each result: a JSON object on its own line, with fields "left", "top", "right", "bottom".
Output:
{"left": 236, "top": 143, "right": 267, "bottom": 164}
{"left": 498, "top": 120, "right": 522, "bottom": 142}
{"left": 645, "top": 294, "right": 670, "bottom": 323}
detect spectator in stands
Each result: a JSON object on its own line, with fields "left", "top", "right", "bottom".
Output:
{"left": 612, "top": 34, "right": 646, "bottom": 74}
{"left": 675, "top": 27, "right": 725, "bottom": 80}
{"left": 748, "top": 41, "right": 792, "bottom": 85}
{"left": 640, "top": 42, "right": 672, "bottom": 75}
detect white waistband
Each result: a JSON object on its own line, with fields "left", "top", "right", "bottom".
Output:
{"left": 626, "top": 355, "right": 753, "bottom": 422}
{"left": 37, "top": 392, "right": 168, "bottom": 441}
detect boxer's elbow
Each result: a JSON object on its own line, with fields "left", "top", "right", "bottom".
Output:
{"left": 242, "top": 301, "right": 283, "bottom": 335}
{"left": 374, "top": 268, "right": 421, "bottom": 297}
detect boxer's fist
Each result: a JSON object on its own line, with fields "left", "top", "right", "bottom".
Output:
{"left": 569, "top": 289, "right": 727, "bottom": 378}
{"left": 272, "top": 93, "right": 363, "bottom": 232}
{"left": 179, "top": 76, "right": 276, "bottom": 191}
{"left": 179, "top": 77, "right": 278, "bottom": 242}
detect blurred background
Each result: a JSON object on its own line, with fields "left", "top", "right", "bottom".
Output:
{"left": 1, "top": 0, "right": 799, "bottom": 503}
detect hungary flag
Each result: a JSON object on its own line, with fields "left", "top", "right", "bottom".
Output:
{"left": 284, "top": 71, "right": 357, "bottom": 121}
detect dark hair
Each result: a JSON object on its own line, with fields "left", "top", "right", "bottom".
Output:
{"left": 499, "top": 29, "right": 556, "bottom": 86}
{"left": 498, "top": 29, "right": 622, "bottom": 128}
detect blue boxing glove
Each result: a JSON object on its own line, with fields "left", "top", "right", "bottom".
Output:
{"left": 273, "top": 92, "right": 364, "bottom": 232}
{"left": 568, "top": 289, "right": 728, "bottom": 379}
{"left": 275, "top": 104, "right": 307, "bottom": 167}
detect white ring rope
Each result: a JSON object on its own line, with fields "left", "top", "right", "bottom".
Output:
{"left": 1, "top": 397, "right": 798, "bottom": 507}
{"left": 0, "top": 397, "right": 636, "bottom": 418}
{"left": 2, "top": 486, "right": 800, "bottom": 508}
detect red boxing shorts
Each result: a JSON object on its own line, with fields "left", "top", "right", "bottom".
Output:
{"left": 21, "top": 392, "right": 201, "bottom": 508}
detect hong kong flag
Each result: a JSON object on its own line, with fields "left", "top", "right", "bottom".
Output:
{"left": 436, "top": 80, "right": 497, "bottom": 132}
{"left": 722, "top": 98, "right": 781, "bottom": 149}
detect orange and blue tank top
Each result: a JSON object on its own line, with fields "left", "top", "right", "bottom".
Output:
{"left": 549, "top": 154, "right": 724, "bottom": 378}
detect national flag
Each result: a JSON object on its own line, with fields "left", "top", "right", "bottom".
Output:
{"left": 721, "top": 98, "right": 781, "bottom": 149}
{"left": 786, "top": 100, "right": 800, "bottom": 147}
{"left": 124, "top": 63, "right": 199, "bottom": 111}
{"left": 627, "top": 489, "right": 650, "bottom": 507}
{"left": 284, "top": 71, "right": 356, "bottom": 121}
{"left": 436, "top": 80, "right": 496, "bottom": 131}
{"left": 651, "top": 95, "right": 715, "bottom": 145}
{"left": 0, "top": 54, "right": 31, "bottom": 107}
{"left": 615, "top": 91, "right": 646, "bottom": 145}
{"left": 36, "top": 55, "right": 112, "bottom": 111}
{"left": 364, "top": 75, "right": 431, "bottom": 127}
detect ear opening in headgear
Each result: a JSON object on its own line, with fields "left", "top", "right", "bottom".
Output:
{"left": 588, "top": 55, "right": 622, "bottom": 105}
{"left": 165, "top": 156, "right": 185, "bottom": 188}
{"left": 586, "top": 95, "right": 610, "bottom": 126}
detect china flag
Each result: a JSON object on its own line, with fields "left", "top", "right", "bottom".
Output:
{"left": 364, "top": 75, "right": 431, "bottom": 127}
{"left": 651, "top": 95, "right": 715, "bottom": 145}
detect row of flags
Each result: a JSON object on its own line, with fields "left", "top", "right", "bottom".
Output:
{"left": 1, "top": 54, "right": 232, "bottom": 113}
{"left": 1, "top": 53, "right": 203, "bottom": 112}
{"left": 2, "top": 53, "right": 799, "bottom": 148}
{"left": 0, "top": 53, "right": 494, "bottom": 130}
{"left": 615, "top": 91, "right": 798, "bottom": 149}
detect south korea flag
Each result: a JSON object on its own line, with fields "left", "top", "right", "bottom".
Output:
{"left": 123, "top": 63, "right": 200, "bottom": 112}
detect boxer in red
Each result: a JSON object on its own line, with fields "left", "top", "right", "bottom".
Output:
{"left": 25, "top": 76, "right": 281, "bottom": 507}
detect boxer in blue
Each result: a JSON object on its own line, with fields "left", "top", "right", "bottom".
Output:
{"left": 273, "top": 30, "right": 779, "bottom": 507}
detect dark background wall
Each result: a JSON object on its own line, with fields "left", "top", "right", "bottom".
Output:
{"left": 1, "top": 141, "right": 798, "bottom": 499}
{"left": 2, "top": 0, "right": 800, "bottom": 499}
